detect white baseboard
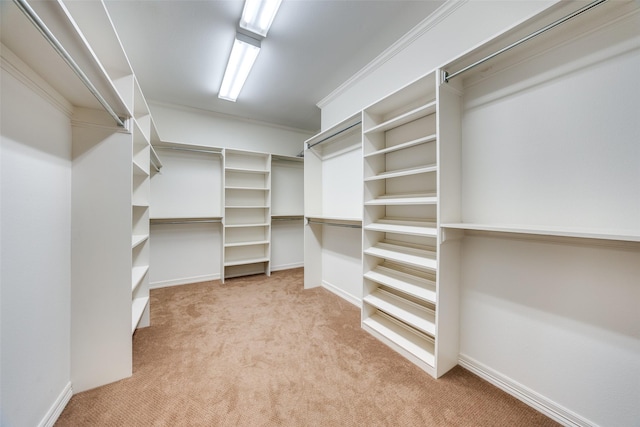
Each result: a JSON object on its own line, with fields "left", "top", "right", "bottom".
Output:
{"left": 321, "top": 280, "right": 361, "bottom": 308}
{"left": 458, "top": 354, "right": 597, "bottom": 427}
{"left": 150, "top": 273, "right": 220, "bottom": 289}
{"left": 271, "top": 262, "right": 304, "bottom": 272}
{"left": 38, "top": 382, "right": 72, "bottom": 427}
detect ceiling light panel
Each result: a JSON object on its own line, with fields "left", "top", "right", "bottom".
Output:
{"left": 239, "top": 0, "right": 282, "bottom": 37}
{"left": 218, "top": 34, "right": 261, "bottom": 102}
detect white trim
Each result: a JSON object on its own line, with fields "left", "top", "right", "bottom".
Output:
{"left": 1, "top": 43, "right": 74, "bottom": 117}
{"left": 458, "top": 354, "right": 598, "bottom": 427}
{"left": 38, "top": 382, "right": 72, "bottom": 427}
{"left": 150, "top": 273, "right": 220, "bottom": 289}
{"left": 316, "top": 0, "right": 467, "bottom": 109}
{"left": 148, "top": 100, "right": 317, "bottom": 135}
{"left": 270, "top": 262, "right": 304, "bottom": 272}
{"left": 321, "top": 280, "right": 361, "bottom": 308}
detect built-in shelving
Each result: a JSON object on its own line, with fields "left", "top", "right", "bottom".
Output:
{"left": 361, "top": 70, "right": 455, "bottom": 379}
{"left": 221, "top": 149, "right": 271, "bottom": 282}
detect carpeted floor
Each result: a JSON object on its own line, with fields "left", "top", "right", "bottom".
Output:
{"left": 56, "top": 268, "right": 558, "bottom": 426}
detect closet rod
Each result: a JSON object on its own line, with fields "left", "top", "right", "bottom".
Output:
{"left": 307, "top": 121, "right": 362, "bottom": 150}
{"left": 307, "top": 220, "right": 362, "bottom": 229}
{"left": 155, "top": 146, "right": 222, "bottom": 155}
{"left": 443, "top": 0, "right": 608, "bottom": 82}
{"left": 14, "top": 0, "right": 125, "bottom": 127}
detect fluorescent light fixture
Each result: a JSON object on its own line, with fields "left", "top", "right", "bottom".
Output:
{"left": 218, "top": 34, "right": 260, "bottom": 102}
{"left": 239, "top": 0, "right": 282, "bottom": 37}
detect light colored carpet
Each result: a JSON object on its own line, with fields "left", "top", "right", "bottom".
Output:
{"left": 56, "top": 268, "right": 557, "bottom": 426}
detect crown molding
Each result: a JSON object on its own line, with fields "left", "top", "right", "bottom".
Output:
{"left": 317, "top": 0, "right": 467, "bottom": 109}
{"left": 1, "top": 43, "right": 74, "bottom": 117}
{"left": 148, "top": 100, "right": 316, "bottom": 136}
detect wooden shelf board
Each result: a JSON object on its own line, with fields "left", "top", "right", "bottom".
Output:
{"left": 364, "top": 242, "right": 437, "bottom": 271}
{"left": 131, "top": 296, "right": 149, "bottom": 334}
{"left": 132, "top": 234, "right": 149, "bottom": 249}
{"left": 225, "top": 205, "right": 269, "bottom": 209}
{"left": 364, "top": 134, "right": 437, "bottom": 158}
{"left": 365, "top": 219, "right": 437, "bottom": 237}
{"left": 366, "top": 193, "right": 437, "bottom": 206}
{"left": 364, "top": 289, "right": 435, "bottom": 336}
{"left": 224, "top": 223, "right": 269, "bottom": 228}
{"left": 224, "top": 240, "right": 269, "bottom": 248}
{"left": 365, "top": 101, "right": 437, "bottom": 134}
{"left": 364, "top": 265, "right": 436, "bottom": 304}
{"left": 132, "top": 160, "right": 149, "bottom": 177}
{"left": 225, "top": 186, "right": 269, "bottom": 191}
{"left": 365, "top": 164, "right": 437, "bottom": 182}
{"left": 225, "top": 167, "right": 269, "bottom": 174}
{"left": 441, "top": 223, "right": 640, "bottom": 243}
{"left": 362, "top": 312, "right": 435, "bottom": 367}
{"left": 131, "top": 265, "right": 149, "bottom": 293}
{"left": 224, "top": 257, "right": 270, "bottom": 267}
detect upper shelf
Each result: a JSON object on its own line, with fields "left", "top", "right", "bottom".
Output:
{"left": 364, "top": 101, "right": 436, "bottom": 135}
{"left": 441, "top": 223, "right": 640, "bottom": 243}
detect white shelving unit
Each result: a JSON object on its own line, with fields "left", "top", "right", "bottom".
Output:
{"left": 222, "top": 148, "right": 272, "bottom": 282}
{"left": 303, "top": 114, "right": 363, "bottom": 304}
{"left": 59, "top": 0, "right": 160, "bottom": 392}
{"left": 361, "top": 70, "right": 456, "bottom": 378}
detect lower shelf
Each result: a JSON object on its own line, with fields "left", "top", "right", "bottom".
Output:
{"left": 364, "top": 264, "right": 436, "bottom": 304}
{"left": 363, "top": 289, "right": 435, "bottom": 336}
{"left": 363, "top": 311, "right": 435, "bottom": 368}
{"left": 224, "top": 256, "right": 270, "bottom": 267}
{"left": 131, "top": 296, "right": 149, "bottom": 334}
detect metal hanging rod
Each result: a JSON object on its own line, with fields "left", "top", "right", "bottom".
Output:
{"left": 307, "top": 220, "right": 362, "bottom": 229}
{"left": 444, "top": 0, "right": 608, "bottom": 82}
{"left": 307, "top": 121, "right": 362, "bottom": 150}
{"left": 154, "top": 146, "right": 222, "bottom": 155}
{"left": 14, "top": 0, "right": 126, "bottom": 127}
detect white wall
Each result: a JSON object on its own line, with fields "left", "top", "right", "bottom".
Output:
{"left": 150, "top": 102, "right": 313, "bottom": 156}
{"left": 319, "top": 0, "right": 556, "bottom": 131}
{"left": 1, "top": 58, "right": 72, "bottom": 427}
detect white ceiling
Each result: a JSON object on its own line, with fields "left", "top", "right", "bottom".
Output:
{"left": 104, "top": 1, "right": 445, "bottom": 132}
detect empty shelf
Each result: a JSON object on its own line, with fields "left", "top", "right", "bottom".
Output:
{"left": 225, "top": 167, "right": 269, "bottom": 174}
{"left": 365, "top": 164, "right": 437, "bottom": 181}
{"left": 224, "top": 256, "right": 270, "bottom": 267}
{"left": 365, "top": 101, "right": 437, "bottom": 134}
{"left": 366, "top": 193, "right": 437, "bottom": 206}
{"left": 365, "top": 241, "right": 437, "bottom": 271}
{"left": 364, "top": 134, "right": 437, "bottom": 158}
{"left": 224, "top": 240, "right": 269, "bottom": 248}
{"left": 225, "top": 186, "right": 269, "bottom": 191}
{"left": 132, "top": 160, "right": 149, "bottom": 177}
{"left": 364, "top": 288, "right": 435, "bottom": 336}
{"left": 224, "top": 223, "right": 269, "bottom": 228}
{"left": 365, "top": 218, "right": 437, "bottom": 237}
{"left": 131, "top": 265, "right": 149, "bottom": 293}
{"left": 363, "top": 312, "right": 434, "bottom": 367}
{"left": 132, "top": 234, "right": 149, "bottom": 249}
{"left": 364, "top": 265, "right": 436, "bottom": 304}
{"left": 131, "top": 296, "right": 149, "bottom": 334}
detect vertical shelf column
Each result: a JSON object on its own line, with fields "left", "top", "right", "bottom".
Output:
{"left": 361, "top": 71, "right": 456, "bottom": 378}
{"left": 221, "top": 149, "right": 272, "bottom": 283}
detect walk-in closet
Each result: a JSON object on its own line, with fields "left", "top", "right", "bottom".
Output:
{"left": 2, "top": 1, "right": 638, "bottom": 426}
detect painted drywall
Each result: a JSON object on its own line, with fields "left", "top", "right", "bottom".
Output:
{"left": 319, "top": 0, "right": 557, "bottom": 131}
{"left": 149, "top": 102, "right": 314, "bottom": 156}
{"left": 1, "top": 64, "right": 71, "bottom": 427}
